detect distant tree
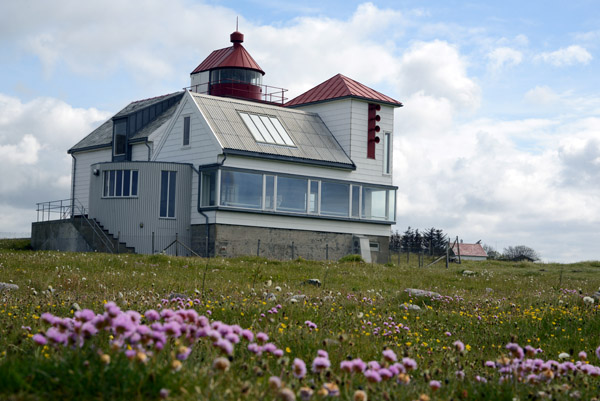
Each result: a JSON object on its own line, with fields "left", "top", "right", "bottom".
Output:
{"left": 411, "top": 229, "right": 424, "bottom": 253}
{"left": 389, "top": 230, "right": 402, "bottom": 252}
{"left": 433, "top": 229, "right": 447, "bottom": 256}
{"left": 502, "top": 245, "right": 540, "bottom": 261}
{"left": 483, "top": 244, "right": 501, "bottom": 260}
{"left": 401, "top": 227, "right": 413, "bottom": 253}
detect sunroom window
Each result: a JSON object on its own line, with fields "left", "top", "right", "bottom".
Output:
{"left": 103, "top": 170, "right": 138, "bottom": 198}
{"left": 220, "top": 170, "right": 262, "bottom": 209}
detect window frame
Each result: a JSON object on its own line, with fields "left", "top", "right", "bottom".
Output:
{"left": 159, "top": 170, "right": 177, "bottom": 219}
{"left": 102, "top": 169, "right": 139, "bottom": 198}
{"left": 182, "top": 115, "right": 191, "bottom": 147}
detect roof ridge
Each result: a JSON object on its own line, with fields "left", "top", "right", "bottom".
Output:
{"left": 130, "top": 91, "right": 181, "bottom": 105}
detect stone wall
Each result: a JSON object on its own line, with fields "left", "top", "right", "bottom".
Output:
{"left": 31, "top": 220, "right": 93, "bottom": 252}
{"left": 191, "top": 224, "right": 390, "bottom": 263}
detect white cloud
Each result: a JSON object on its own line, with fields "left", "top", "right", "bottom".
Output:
{"left": 487, "top": 47, "right": 522, "bottom": 72}
{"left": 0, "top": 134, "right": 40, "bottom": 165}
{"left": 535, "top": 45, "right": 592, "bottom": 66}
{"left": 524, "top": 86, "right": 560, "bottom": 105}
{"left": 396, "top": 40, "right": 481, "bottom": 110}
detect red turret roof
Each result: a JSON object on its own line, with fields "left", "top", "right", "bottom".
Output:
{"left": 191, "top": 31, "right": 265, "bottom": 75}
{"left": 285, "top": 74, "right": 403, "bottom": 107}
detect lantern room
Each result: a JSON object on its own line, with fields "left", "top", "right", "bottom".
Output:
{"left": 190, "top": 30, "right": 266, "bottom": 101}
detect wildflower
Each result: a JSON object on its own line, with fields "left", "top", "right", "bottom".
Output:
{"left": 256, "top": 332, "right": 269, "bottom": 343}
{"left": 214, "top": 338, "right": 234, "bottom": 355}
{"left": 397, "top": 373, "right": 411, "bottom": 384}
{"left": 171, "top": 360, "right": 182, "bottom": 372}
{"left": 418, "top": 395, "right": 430, "bottom": 401}
{"left": 212, "top": 357, "right": 230, "bottom": 372}
{"left": 453, "top": 340, "right": 465, "bottom": 352}
{"left": 317, "top": 349, "right": 328, "bottom": 359}
{"left": 322, "top": 383, "right": 340, "bottom": 396}
{"left": 484, "top": 360, "right": 495, "bottom": 368}
{"left": 145, "top": 309, "right": 160, "bottom": 321}
{"left": 364, "top": 369, "right": 382, "bottom": 383}
{"left": 558, "top": 352, "right": 570, "bottom": 360}
{"left": 352, "top": 358, "right": 367, "bottom": 373}
{"left": 444, "top": 331, "right": 452, "bottom": 337}
{"left": 596, "top": 346, "right": 600, "bottom": 361}
{"left": 159, "top": 388, "right": 170, "bottom": 399}
{"left": 176, "top": 346, "right": 191, "bottom": 361}
{"left": 379, "top": 368, "right": 393, "bottom": 380}
{"left": 32, "top": 333, "right": 47, "bottom": 345}
{"left": 475, "top": 375, "right": 487, "bottom": 383}
{"left": 100, "top": 354, "right": 111, "bottom": 365}
{"left": 402, "top": 357, "right": 417, "bottom": 371}
{"left": 506, "top": 343, "right": 524, "bottom": 359}
{"left": 293, "top": 358, "right": 307, "bottom": 379}
{"left": 241, "top": 329, "right": 254, "bottom": 342}
{"left": 524, "top": 345, "right": 537, "bottom": 357}
{"left": 382, "top": 349, "right": 397, "bottom": 362}
{"left": 299, "top": 387, "right": 313, "bottom": 401}
{"left": 312, "top": 356, "right": 331, "bottom": 373}
{"left": 278, "top": 387, "right": 296, "bottom": 401}
{"left": 353, "top": 390, "right": 368, "bottom": 401}
{"left": 578, "top": 351, "right": 587, "bottom": 361}
{"left": 429, "top": 380, "right": 441, "bottom": 391}
{"left": 268, "top": 376, "right": 282, "bottom": 390}
{"left": 455, "top": 370, "right": 465, "bottom": 380}
{"left": 340, "top": 360, "right": 353, "bottom": 372}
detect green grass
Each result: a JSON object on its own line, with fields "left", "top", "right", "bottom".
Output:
{"left": 0, "top": 249, "right": 599, "bottom": 400}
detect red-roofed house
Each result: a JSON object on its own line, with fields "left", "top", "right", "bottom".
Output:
{"left": 450, "top": 243, "right": 488, "bottom": 261}
{"left": 33, "top": 30, "right": 402, "bottom": 263}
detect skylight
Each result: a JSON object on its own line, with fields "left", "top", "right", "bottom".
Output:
{"left": 239, "top": 112, "right": 295, "bottom": 147}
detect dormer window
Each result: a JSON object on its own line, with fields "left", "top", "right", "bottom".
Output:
{"left": 239, "top": 112, "right": 295, "bottom": 146}
{"left": 113, "top": 119, "right": 127, "bottom": 156}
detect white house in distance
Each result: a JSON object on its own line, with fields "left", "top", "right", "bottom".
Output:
{"left": 450, "top": 242, "right": 488, "bottom": 261}
{"left": 32, "top": 30, "right": 402, "bottom": 263}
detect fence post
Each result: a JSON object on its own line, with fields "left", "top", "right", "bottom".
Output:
{"left": 291, "top": 241, "right": 295, "bottom": 260}
{"left": 257, "top": 239, "right": 261, "bottom": 257}
{"left": 117, "top": 231, "right": 120, "bottom": 254}
{"left": 152, "top": 232, "right": 155, "bottom": 254}
{"left": 175, "top": 233, "right": 178, "bottom": 257}
{"left": 326, "top": 244, "right": 329, "bottom": 261}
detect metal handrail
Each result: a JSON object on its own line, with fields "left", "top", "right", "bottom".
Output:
{"left": 71, "top": 199, "right": 115, "bottom": 254}
{"left": 184, "top": 78, "right": 288, "bottom": 105}
{"left": 36, "top": 198, "right": 115, "bottom": 254}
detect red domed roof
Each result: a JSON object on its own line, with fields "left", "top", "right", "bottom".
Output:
{"left": 191, "top": 31, "right": 265, "bottom": 75}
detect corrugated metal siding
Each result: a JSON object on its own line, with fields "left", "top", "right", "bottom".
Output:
{"left": 88, "top": 161, "right": 192, "bottom": 255}
{"left": 73, "top": 149, "right": 112, "bottom": 213}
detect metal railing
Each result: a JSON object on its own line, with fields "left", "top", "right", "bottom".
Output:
{"left": 185, "top": 78, "right": 288, "bottom": 105}
{"left": 36, "top": 198, "right": 115, "bottom": 254}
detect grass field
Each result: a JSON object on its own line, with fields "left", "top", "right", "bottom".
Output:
{"left": 0, "top": 240, "right": 599, "bottom": 400}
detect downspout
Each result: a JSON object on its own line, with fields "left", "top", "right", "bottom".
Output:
{"left": 194, "top": 153, "right": 228, "bottom": 258}
{"left": 144, "top": 140, "right": 152, "bottom": 161}
{"left": 70, "top": 154, "right": 77, "bottom": 218}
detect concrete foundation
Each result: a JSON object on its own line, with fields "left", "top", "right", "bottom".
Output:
{"left": 191, "top": 224, "right": 390, "bottom": 263}
{"left": 31, "top": 220, "right": 93, "bottom": 252}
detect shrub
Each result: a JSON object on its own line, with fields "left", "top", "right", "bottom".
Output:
{"left": 338, "top": 254, "right": 364, "bottom": 263}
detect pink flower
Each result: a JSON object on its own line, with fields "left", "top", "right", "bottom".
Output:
{"left": 402, "top": 357, "right": 417, "bottom": 371}
{"left": 364, "top": 369, "right": 382, "bottom": 383}
{"left": 312, "top": 357, "right": 331, "bottom": 373}
{"left": 578, "top": 351, "right": 587, "bottom": 360}
{"left": 317, "top": 349, "right": 328, "bottom": 359}
{"left": 214, "top": 338, "right": 233, "bottom": 355}
{"left": 429, "top": 380, "right": 441, "bottom": 391}
{"left": 444, "top": 331, "right": 452, "bottom": 336}
{"left": 256, "top": 332, "right": 268, "bottom": 344}
{"left": 241, "top": 329, "right": 254, "bottom": 342}
{"left": 351, "top": 358, "right": 367, "bottom": 373}
{"left": 32, "top": 333, "right": 47, "bottom": 345}
{"left": 382, "top": 349, "right": 397, "bottom": 362}
{"left": 453, "top": 340, "right": 465, "bottom": 352}
{"left": 596, "top": 346, "right": 600, "bottom": 361}
{"left": 145, "top": 309, "right": 160, "bottom": 322}
{"left": 340, "top": 360, "right": 353, "bottom": 372}
{"left": 293, "top": 358, "right": 307, "bottom": 379}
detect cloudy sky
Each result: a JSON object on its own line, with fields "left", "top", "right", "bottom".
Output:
{"left": 1, "top": 0, "right": 598, "bottom": 262}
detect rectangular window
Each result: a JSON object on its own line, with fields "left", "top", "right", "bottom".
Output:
{"left": 351, "top": 185, "right": 361, "bottom": 218}
{"left": 103, "top": 170, "right": 138, "bottom": 198}
{"left": 308, "top": 180, "right": 319, "bottom": 214}
{"left": 361, "top": 187, "right": 389, "bottom": 220}
{"left": 220, "top": 170, "right": 262, "bottom": 209}
{"left": 160, "top": 171, "right": 177, "bottom": 218}
{"left": 239, "top": 112, "right": 295, "bottom": 146}
{"left": 264, "top": 175, "right": 275, "bottom": 210}
{"left": 200, "top": 170, "right": 217, "bottom": 207}
{"left": 321, "top": 181, "right": 349, "bottom": 217}
{"left": 183, "top": 116, "right": 190, "bottom": 146}
{"left": 113, "top": 119, "right": 127, "bottom": 156}
{"left": 276, "top": 176, "right": 307, "bottom": 213}
{"left": 383, "top": 132, "right": 391, "bottom": 174}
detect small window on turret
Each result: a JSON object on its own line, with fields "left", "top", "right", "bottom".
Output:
{"left": 239, "top": 112, "right": 295, "bottom": 147}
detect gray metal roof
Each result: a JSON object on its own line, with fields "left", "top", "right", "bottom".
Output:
{"left": 69, "top": 92, "right": 184, "bottom": 153}
{"left": 191, "top": 93, "right": 354, "bottom": 169}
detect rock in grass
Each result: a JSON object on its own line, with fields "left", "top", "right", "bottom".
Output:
{"left": 403, "top": 304, "right": 421, "bottom": 311}
{"left": 304, "top": 279, "right": 322, "bottom": 287}
{"left": 592, "top": 288, "right": 600, "bottom": 301}
{"left": 71, "top": 303, "right": 81, "bottom": 312}
{"left": 405, "top": 288, "right": 441, "bottom": 298}
{"left": 462, "top": 270, "right": 477, "bottom": 276}
{"left": 169, "top": 292, "right": 188, "bottom": 300}
{"left": 288, "top": 294, "right": 306, "bottom": 303}
{"left": 264, "top": 293, "right": 277, "bottom": 302}
{"left": 0, "top": 282, "right": 19, "bottom": 291}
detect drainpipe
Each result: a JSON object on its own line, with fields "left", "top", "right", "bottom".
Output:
{"left": 144, "top": 140, "right": 152, "bottom": 161}
{"left": 70, "top": 154, "right": 77, "bottom": 218}
{"left": 194, "top": 153, "right": 228, "bottom": 258}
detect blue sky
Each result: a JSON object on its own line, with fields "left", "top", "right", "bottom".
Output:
{"left": 1, "top": 1, "right": 599, "bottom": 262}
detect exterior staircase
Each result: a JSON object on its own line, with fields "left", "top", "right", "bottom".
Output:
{"left": 72, "top": 215, "right": 135, "bottom": 254}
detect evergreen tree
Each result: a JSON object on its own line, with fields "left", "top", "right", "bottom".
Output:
{"left": 412, "top": 229, "right": 423, "bottom": 253}
{"left": 389, "top": 230, "right": 402, "bottom": 251}
{"left": 401, "top": 227, "right": 413, "bottom": 253}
